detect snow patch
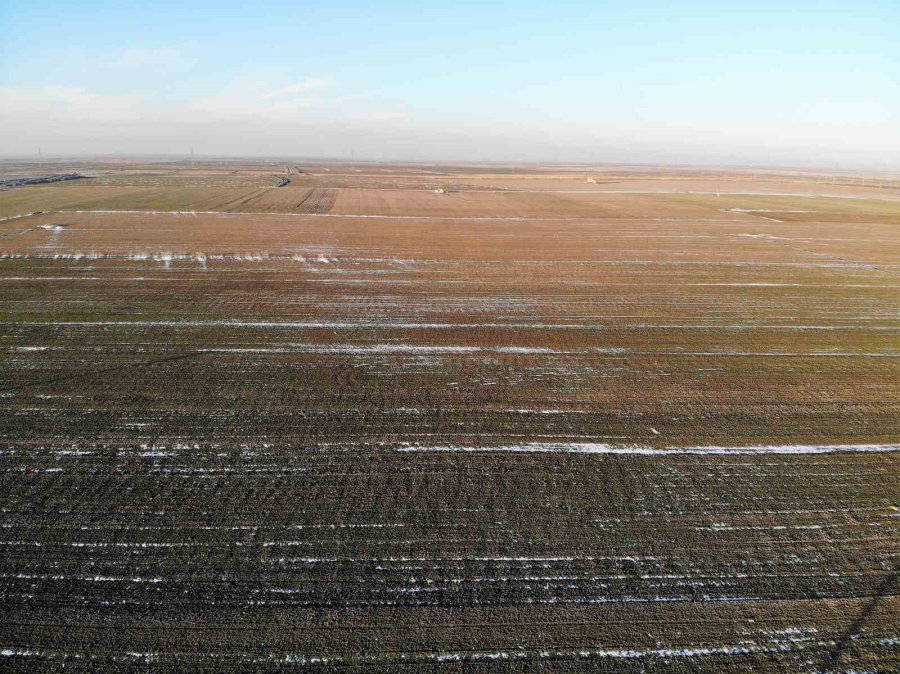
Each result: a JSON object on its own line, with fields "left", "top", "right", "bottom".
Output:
{"left": 397, "top": 443, "right": 900, "bottom": 456}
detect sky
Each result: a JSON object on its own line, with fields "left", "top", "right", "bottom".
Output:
{"left": 1, "top": 0, "right": 898, "bottom": 169}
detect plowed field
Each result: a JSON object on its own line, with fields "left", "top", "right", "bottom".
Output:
{"left": 1, "top": 163, "right": 898, "bottom": 672}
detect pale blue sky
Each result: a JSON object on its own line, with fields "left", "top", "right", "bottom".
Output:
{"left": 1, "top": 1, "right": 898, "bottom": 167}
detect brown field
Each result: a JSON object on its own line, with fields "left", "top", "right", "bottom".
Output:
{"left": 0, "top": 160, "right": 898, "bottom": 672}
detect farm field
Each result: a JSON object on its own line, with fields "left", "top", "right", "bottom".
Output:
{"left": 0, "top": 161, "right": 898, "bottom": 672}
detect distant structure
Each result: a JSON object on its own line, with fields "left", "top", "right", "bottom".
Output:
{"left": 586, "top": 178, "right": 597, "bottom": 184}
{"left": 1, "top": 173, "right": 86, "bottom": 188}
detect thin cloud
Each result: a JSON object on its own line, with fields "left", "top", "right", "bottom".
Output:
{"left": 115, "top": 46, "right": 193, "bottom": 71}
{"left": 0, "top": 85, "right": 147, "bottom": 122}
{"left": 262, "top": 78, "right": 332, "bottom": 99}
{"left": 1, "top": 82, "right": 897, "bottom": 169}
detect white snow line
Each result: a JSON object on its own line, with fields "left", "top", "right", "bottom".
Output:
{"left": 48, "top": 209, "right": 665, "bottom": 223}
{"left": 725, "top": 209, "right": 812, "bottom": 213}
{"left": 736, "top": 233, "right": 789, "bottom": 240}
{"left": 193, "top": 347, "right": 896, "bottom": 357}
{"left": 200, "top": 345, "right": 481, "bottom": 354}
{"left": 13, "top": 320, "right": 899, "bottom": 331}
{"left": 396, "top": 443, "right": 900, "bottom": 455}
{"left": 0, "top": 212, "right": 40, "bottom": 223}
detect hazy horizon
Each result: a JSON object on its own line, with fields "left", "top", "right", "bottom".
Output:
{"left": 4, "top": 155, "right": 900, "bottom": 178}
{"left": 2, "top": 1, "right": 898, "bottom": 170}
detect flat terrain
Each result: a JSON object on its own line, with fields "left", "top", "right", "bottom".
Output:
{"left": 0, "top": 161, "right": 898, "bottom": 672}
